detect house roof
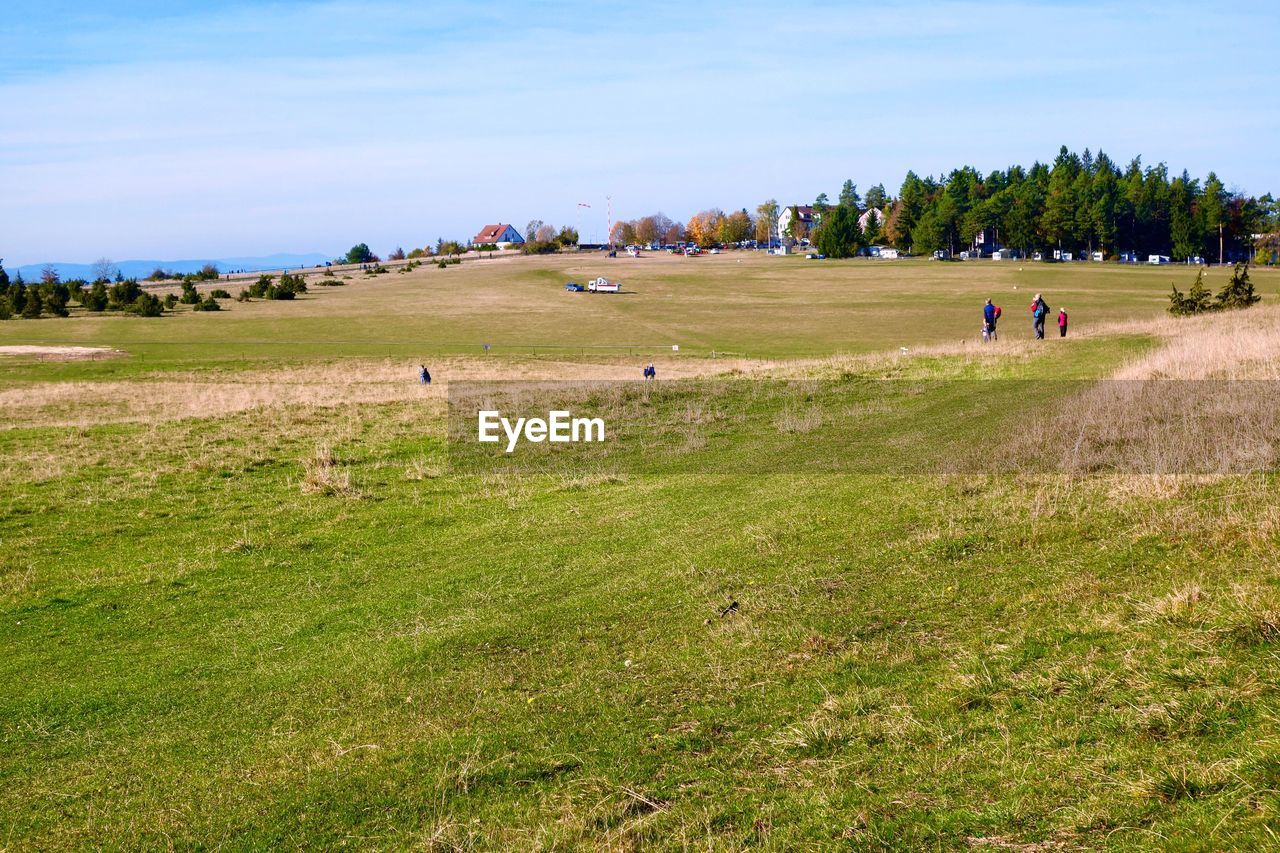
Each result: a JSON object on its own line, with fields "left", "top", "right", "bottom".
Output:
{"left": 473, "top": 223, "right": 521, "bottom": 243}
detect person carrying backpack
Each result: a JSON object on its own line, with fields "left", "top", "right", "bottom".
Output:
{"left": 1030, "top": 294, "right": 1049, "bottom": 340}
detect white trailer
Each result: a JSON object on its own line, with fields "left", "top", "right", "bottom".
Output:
{"left": 587, "top": 277, "right": 620, "bottom": 293}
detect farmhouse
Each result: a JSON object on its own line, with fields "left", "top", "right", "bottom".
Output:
{"left": 472, "top": 223, "right": 524, "bottom": 248}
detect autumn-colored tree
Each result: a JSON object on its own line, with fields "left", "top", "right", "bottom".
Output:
{"left": 535, "top": 223, "right": 556, "bottom": 243}
{"left": 635, "top": 216, "right": 659, "bottom": 245}
{"left": 720, "top": 209, "right": 754, "bottom": 244}
{"left": 686, "top": 209, "right": 726, "bottom": 247}
{"left": 755, "top": 200, "right": 779, "bottom": 243}
{"left": 663, "top": 220, "right": 686, "bottom": 244}
{"left": 610, "top": 221, "right": 637, "bottom": 245}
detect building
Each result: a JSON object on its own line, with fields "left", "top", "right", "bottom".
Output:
{"left": 471, "top": 223, "right": 524, "bottom": 248}
{"left": 858, "top": 208, "right": 885, "bottom": 233}
{"left": 777, "top": 206, "right": 817, "bottom": 242}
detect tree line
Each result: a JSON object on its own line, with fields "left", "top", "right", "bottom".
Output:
{"left": 604, "top": 147, "right": 1279, "bottom": 262}
{"left": 835, "top": 147, "right": 1276, "bottom": 262}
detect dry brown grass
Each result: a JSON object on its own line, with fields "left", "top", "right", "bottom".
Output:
{"left": 1009, "top": 305, "right": 1280, "bottom": 475}
{"left": 299, "top": 443, "right": 361, "bottom": 497}
{"left": 0, "top": 345, "right": 122, "bottom": 361}
{"left": 0, "top": 356, "right": 761, "bottom": 429}
{"left": 1108, "top": 303, "right": 1280, "bottom": 380}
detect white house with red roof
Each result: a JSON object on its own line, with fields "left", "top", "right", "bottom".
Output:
{"left": 471, "top": 223, "right": 524, "bottom": 248}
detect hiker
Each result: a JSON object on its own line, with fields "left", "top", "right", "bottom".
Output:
{"left": 643, "top": 363, "right": 656, "bottom": 381}
{"left": 983, "top": 298, "right": 999, "bottom": 342}
{"left": 1030, "top": 293, "right": 1049, "bottom": 340}
{"left": 419, "top": 364, "right": 431, "bottom": 384}
{"left": 1058, "top": 307, "right": 1068, "bottom": 338}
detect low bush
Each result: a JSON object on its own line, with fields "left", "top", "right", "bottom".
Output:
{"left": 192, "top": 295, "right": 221, "bottom": 311}
{"left": 84, "top": 282, "right": 109, "bottom": 312}
{"left": 127, "top": 293, "right": 165, "bottom": 316}
{"left": 210, "top": 288, "right": 232, "bottom": 299}
{"left": 1170, "top": 264, "right": 1261, "bottom": 315}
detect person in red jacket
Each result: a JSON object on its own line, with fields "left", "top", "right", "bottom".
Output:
{"left": 1058, "top": 307, "right": 1068, "bottom": 337}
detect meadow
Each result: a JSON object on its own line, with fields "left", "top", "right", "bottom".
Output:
{"left": 3, "top": 253, "right": 1280, "bottom": 849}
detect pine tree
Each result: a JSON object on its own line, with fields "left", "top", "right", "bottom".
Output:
{"left": 1215, "top": 263, "right": 1260, "bottom": 310}
{"left": 838, "top": 180, "right": 861, "bottom": 209}
{"left": 1168, "top": 269, "right": 1213, "bottom": 315}
{"left": 22, "top": 288, "right": 43, "bottom": 319}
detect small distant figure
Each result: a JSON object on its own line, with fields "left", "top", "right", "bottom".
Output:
{"left": 643, "top": 363, "right": 656, "bottom": 382}
{"left": 483, "top": 343, "right": 490, "bottom": 355}
{"left": 1030, "top": 293, "right": 1049, "bottom": 340}
{"left": 419, "top": 364, "right": 431, "bottom": 384}
{"left": 1058, "top": 307, "right": 1069, "bottom": 338}
{"left": 982, "top": 298, "right": 999, "bottom": 342}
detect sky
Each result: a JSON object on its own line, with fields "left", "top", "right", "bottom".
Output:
{"left": 1, "top": 0, "right": 1277, "bottom": 265}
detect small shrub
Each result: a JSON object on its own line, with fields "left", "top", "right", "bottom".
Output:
{"left": 248, "top": 275, "right": 273, "bottom": 298}
{"left": 108, "top": 279, "right": 142, "bottom": 309}
{"left": 236, "top": 290, "right": 251, "bottom": 302}
{"left": 1217, "top": 263, "right": 1261, "bottom": 309}
{"left": 192, "top": 295, "right": 221, "bottom": 311}
{"left": 85, "top": 282, "right": 109, "bottom": 312}
{"left": 315, "top": 278, "right": 345, "bottom": 287}
{"left": 21, "top": 290, "right": 43, "bottom": 318}
{"left": 179, "top": 281, "right": 201, "bottom": 305}
{"left": 128, "top": 293, "right": 165, "bottom": 317}
{"left": 163, "top": 293, "right": 179, "bottom": 309}
{"left": 210, "top": 288, "right": 231, "bottom": 299}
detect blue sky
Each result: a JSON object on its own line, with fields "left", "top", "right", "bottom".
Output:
{"left": 2, "top": 0, "right": 1277, "bottom": 265}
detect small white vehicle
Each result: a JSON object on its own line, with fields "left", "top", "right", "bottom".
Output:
{"left": 587, "top": 277, "right": 620, "bottom": 293}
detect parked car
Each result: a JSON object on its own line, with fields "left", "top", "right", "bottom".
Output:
{"left": 564, "top": 282, "right": 585, "bottom": 292}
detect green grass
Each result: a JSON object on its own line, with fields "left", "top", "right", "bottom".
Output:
{"left": 4, "top": 254, "right": 1268, "bottom": 376}
{"left": 3, "top": 257, "right": 1280, "bottom": 848}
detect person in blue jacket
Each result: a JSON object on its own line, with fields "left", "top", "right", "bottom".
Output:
{"left": 983, "top": 299, "right": 998, "bottom": 341}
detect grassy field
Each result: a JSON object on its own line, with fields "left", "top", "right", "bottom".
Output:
{"left": 4, "top": 253, "right": 1266, "bottom": 371}
{"left": 4, "top": 255, "right": 1280, "bottom": 849}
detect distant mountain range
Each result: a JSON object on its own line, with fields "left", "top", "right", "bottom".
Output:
{"left": 8, "top": 253, "right": 334, "bottom": 281}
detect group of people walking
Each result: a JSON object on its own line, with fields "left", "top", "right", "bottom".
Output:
{"left": 982, "top": 295, "right": 1068, "bottom": 341}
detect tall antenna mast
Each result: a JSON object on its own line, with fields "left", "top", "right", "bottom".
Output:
{"left": 606, "top": 195, "right": 613, "bottom": 247}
